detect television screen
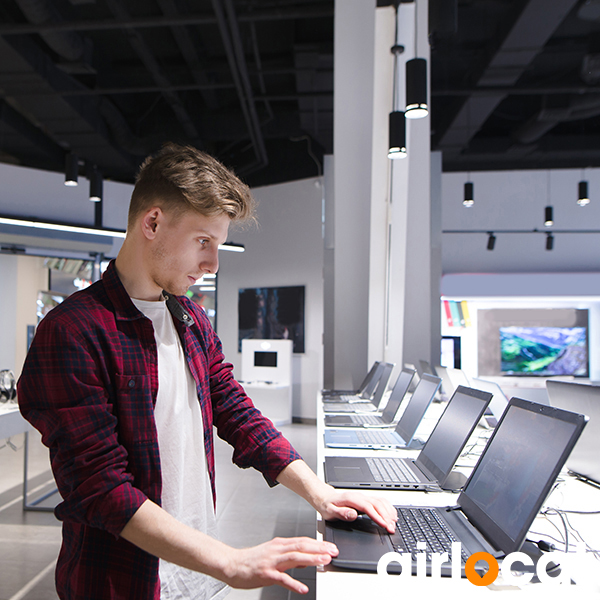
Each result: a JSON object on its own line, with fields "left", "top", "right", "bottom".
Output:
{"left": 499, "top": 326, "right": 588, "bottom": 377}
{"left": 254, "top": 351, "right": 278, "bottom": 368}
{"left": 238, "top": 286, "right": 305, "bottom": 353}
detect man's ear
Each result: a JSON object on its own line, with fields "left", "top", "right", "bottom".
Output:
{"left": 140, "top": 207, "right": 163, "bottom": 239}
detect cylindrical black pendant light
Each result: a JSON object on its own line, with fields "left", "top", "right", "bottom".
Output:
{"left": 463, "top": 181, "right": 474, "bottom": 207}
{"left": 486, "top": 232, "right": 496, "bottom": 251}
{"left": 578, "top": 180, "right": 590, "bottom": 206}
{"left": 546, "top": 233, "right": 554, "bottom": 251}
{"left": 405, "top": 58, "right": 428, "bottom": 119}
{"left": 388, "top": 111, "right": 407, "bottom": 159}
{"left": 65, "top": 153, "right": 79, "bottom": 187}
{"left": 544, "top": 206, "right": 554, "bottom": 227}
{"left": 90, "top": 167, "right": 103, "bottom": 202}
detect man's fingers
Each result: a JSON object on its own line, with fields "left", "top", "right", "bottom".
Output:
{"left": 327, "top": 493, "right": 397, "bottom": 532}
{"left": 228, "top": 536, "right": 338, "bottom": 592}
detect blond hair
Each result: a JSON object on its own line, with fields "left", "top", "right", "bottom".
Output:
{"left": 128, "top": 143, "right": 255, "bottom": 228}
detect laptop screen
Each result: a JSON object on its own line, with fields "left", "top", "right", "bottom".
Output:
{"left": 380, "top": 368, "right": 414, "bottom": 422}
{"left": 415, "top": 386, "right": 492, "bottom": 484}
{"left": 546, "top": 380, "right": 600, "bottom": 484}
{"left": 395, "top": 374, "right": 441, "bottom": 443}
{"left": 459, "top": 398, "right": 587, "bottom": 555}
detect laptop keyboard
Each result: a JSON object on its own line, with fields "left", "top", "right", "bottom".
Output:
{"left": 366, "top": 457, "right": 415, "bottom": 482}
{"left": 339, "top": 394, "right": 365, "bottom": 402}
{"left": 392, "top": 507, "right": 469, "bottom": 562}
{"left": 351, "top": 414, "right": 381, "bottom": 425}
{"left": 355, "top": 430, "right": 393, "bottom": 444}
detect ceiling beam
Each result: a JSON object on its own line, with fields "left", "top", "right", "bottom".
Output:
{"left": 436, "top": 0, "right": 580, "bottom": 155}
{"left": 0, "top": 5, "right": 334, "bottom": 36}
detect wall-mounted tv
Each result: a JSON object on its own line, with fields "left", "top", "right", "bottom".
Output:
{"left": 238, "top": 286, "right": 305, "bottom": 353}
{"left": 499, "top": 326, "right": 588, "bottom": 377}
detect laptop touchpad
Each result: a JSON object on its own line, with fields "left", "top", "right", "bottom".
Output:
{"left": 334, "top": 466, "right": 367, "bottom": 482}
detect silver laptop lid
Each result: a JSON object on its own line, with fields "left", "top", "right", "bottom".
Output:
{"left": 546, "top": 379, "right": 600, "bottom": 484}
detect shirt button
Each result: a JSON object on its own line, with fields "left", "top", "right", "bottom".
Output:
{"left": 128, "top": 379, "right": 135, "bottom": 388}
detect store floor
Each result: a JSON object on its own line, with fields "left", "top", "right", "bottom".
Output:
{"left": 0, "top": 420, "right": 319, "bottom": 600}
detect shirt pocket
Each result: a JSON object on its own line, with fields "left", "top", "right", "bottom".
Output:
{"left": 113, "top": 373, "right": 156, "bottom": 444}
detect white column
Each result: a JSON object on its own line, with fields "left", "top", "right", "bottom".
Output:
{"left": 329, "top": 0, "right": 377, "bottom": 389}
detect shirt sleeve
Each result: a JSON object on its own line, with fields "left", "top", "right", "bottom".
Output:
{"left": 198, "top": 312, "right": 302, "bottom": 486}
{"left": 17, "top": 315, "right": 148, "bottom": 537}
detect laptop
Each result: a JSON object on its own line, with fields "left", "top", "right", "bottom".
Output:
{"left": 434, "top": 365, "right": 456, "bottom": 401}
{"left": 324, "top": 386, "right": 492, "bottom": 491}
{"left": 323, "top": 373, "right": 441, "bottom": 450}
{"left": 324, "top": 398, "right": 587, "bottom": 576}
{"left": 323, "top": 363, "right": 394, "bottom": 413}
{"left": 322, "top": 361, "right": 380, "bottom": 400}
{"left": 546, "top": 379, "right": 600, "bottom": 486}
{"left": 324, "top": 368, "right": 415, "bottom": 428}
{"left": 404, "top": 363, "right": 420, "bottom": 393}
{"left": 471, "top": 377, "right": 510, "bottom": 428}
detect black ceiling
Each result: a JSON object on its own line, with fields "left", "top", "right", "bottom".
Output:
{"left": 0, "top": 0, "right": 599, "bottom": 191}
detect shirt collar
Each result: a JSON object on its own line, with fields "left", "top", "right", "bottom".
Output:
{"left": 102, "top": 260, "right": 195, "bottom": 327}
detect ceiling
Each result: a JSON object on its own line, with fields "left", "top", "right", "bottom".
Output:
{"left": 0, "top": 0, "right": 599, "bottom": 192}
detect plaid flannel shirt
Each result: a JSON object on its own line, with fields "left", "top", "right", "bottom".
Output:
{"left": 17, "top": 260, "right": 301, "bottom": 600}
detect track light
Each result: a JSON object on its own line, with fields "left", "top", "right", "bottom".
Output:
{"left": 388, "top": 111, "right": 407, "bottom": 159}
{"left": 463, "top": 182, "right": 474, "bottom": 207}
{"left": 65, "top": 153, "right": 79, "bottom": 186}
{"left": 546, "top": 233, "right": 554, "bottom": 251}
{"left": 578, "top": 181, "right": 590, "bottom": 206}
{"left": 89, "top": 168, "right": 103, "bottom": 202}
{"left": 405, "top": 58, "right": 428, "bottom": 119}
{"left": 486, "top": 232, "right": 496, "bottom": 251}
{"left": 544, "top": 206, "right": 554, "bottom": 227}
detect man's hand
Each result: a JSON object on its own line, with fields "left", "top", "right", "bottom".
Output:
{"left": 276, "top": 460, "right": 398, "bottom": 533}
{"left": 120, "top": 499, "right": 338, "bottom": 595}
{"left": 224, "top": 537, "right": 338, "bottom": 594}
{"left": 314, "top": 488, "right": 398, "bottom": 533}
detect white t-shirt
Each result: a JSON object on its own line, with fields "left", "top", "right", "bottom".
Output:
{"left": 132, "top": 297, "right": 229, "bottom": 600}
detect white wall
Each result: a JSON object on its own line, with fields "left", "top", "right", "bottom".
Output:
{"left": 216, "top": 177, "right": 324, "bottom": 421}
{"left": 442, "top": 168, "right": 600, "bottom": 273}
{"left": 0, "top": 254, "right": 18, "bottom": 374}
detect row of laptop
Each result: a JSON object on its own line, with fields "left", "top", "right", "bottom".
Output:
{"left": 320, "top": 362, "right": 599, "bottom": 577}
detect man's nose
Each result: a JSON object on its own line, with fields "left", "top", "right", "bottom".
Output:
{"left": 202, "top": 247, "right": 219, "bottom": 274}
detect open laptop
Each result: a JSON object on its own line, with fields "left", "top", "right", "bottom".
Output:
{"left": 546, "top": 379, "right": 600, "bottom": 486}
{"left": 324, "top": 386, "right": 492, "bottom": 491}
{"left": 322, "top": 361, "right": 380, "bottom": 401}
{"left": 324, "top": 398, "right": 587, "bottom": 576}
{"left": 404, "top": 363, "right": 420, "bottom": 393}
{"left": 323, "top": 363, "right": 394, "bottom": 413}
{"left": 323, "top": 373, "right": 441, "bottom": 450}
{"left": 471, "top": 377, "right": 510, "bottom": 428}
{"left": 324, "top": 368, "right": 415, "bottom": 428}
{"left": 434, "top": 365, "right": 456, "bottom": 401}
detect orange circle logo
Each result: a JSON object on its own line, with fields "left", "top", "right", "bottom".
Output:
{"left": 464, "top": 552, "right": 499, "bottom": 586}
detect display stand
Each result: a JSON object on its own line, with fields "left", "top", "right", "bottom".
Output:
{"left": 240, "top": 339, "right": 293, "bottom": 426}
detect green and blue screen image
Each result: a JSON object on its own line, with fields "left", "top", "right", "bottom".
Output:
{"left": 500, "top": 326, "right": 588, "bottom": 376}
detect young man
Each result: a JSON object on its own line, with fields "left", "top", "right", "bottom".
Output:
{"left": 18, "top": 144, "right": 396, "bottom": 600}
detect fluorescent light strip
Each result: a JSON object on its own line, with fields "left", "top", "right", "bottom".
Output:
{"left": 219, "top": 243, "right": 244, "bottom": 252}
{"left": 0, "top": 216, "right": 125, "bottom": 238}
{"left": 0, "top": 217, "right": 245, "bottom": 252}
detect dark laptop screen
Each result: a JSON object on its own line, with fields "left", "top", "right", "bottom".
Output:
{"left": 416, "top": 386, "right": 491, "bottom": 483}
{"left": 380, "top": 369, "right": 414, "bottom": 422}
{"left": 459, "top": 398, "right": 586, "bottom": 554}
{"left": 394, "top": 374, "right": 440, "bottom": 443}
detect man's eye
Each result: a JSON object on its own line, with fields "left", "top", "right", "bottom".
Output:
{"left": 199, "top": 239, "right": 209, "bottom": 246}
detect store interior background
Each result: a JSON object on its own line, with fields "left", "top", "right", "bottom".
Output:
{"left": 2, "top": 160, "right": 599, "bottom": 421}
{"left": 2, "top": 1, "right": 600, "bottom": 420}
{"left": 2, "top": 2, "right": 600, "bottom": 598}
